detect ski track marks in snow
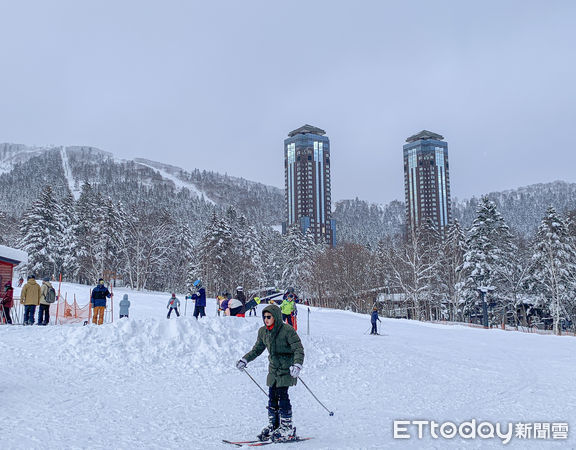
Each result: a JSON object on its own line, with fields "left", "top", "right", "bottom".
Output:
{"left": 60, "top": 146, "right": 80, "bottom": 200}
{"left": 135, "top": 161, "right": 216, "bottom": 205}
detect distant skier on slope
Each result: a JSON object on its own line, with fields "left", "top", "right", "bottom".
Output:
{"left": 236, "top": 304, "right": 304, "bottom": 442}
{"left": 370, "top": 306, "right": 382, "bottom": 335}
{"left": 166, "top": 293, "right": 180, "bottom": 318}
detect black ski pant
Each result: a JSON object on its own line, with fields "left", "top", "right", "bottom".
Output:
{"left": 38, "top": 304, "right": 50, "bottom": 325}
{"left": 282, "top": 314, "right": 293, "bottom": 327}
{"left": 371, "top": 322, "right": 377, "bottom": 334}
{"left": 193, "top": 305, "right": 206, "bottom": 318}
{"left": 2, "top": 306, "right": 12, "bottom": 324}
{"left": 167, "top": 307, "right": 180, "bottom": 318}
{"left": 268, "top": 385, "right": 292, "bottom": 418}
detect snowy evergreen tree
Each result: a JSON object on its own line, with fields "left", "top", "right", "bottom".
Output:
{"left": 258, "top": 226, "right": 284, "bottom": 289}
{"left": 162, "top": 221, "right": 195, "bottom": 292}
{"left": 19, "top": 186, "right": 61, "bottom": 277}
{"left": 460, "top": 197, "right": 516, "bottom": 325}
{"left": 235, "top": 215, "right": 266, "bottom": 291}
{"left": 529, "top": 206, "right": 576, "bottom": 334}
{"left": 0, "top": 210, "right": 8, "bottom": 245}
{"left": 194, "top": 212, "right": 235, "bottom": 294}
{"left": 279, "top": 225, "right": 319, "bottom": 297}
{"left": 54, "top": 192, "right": 79, "bottom": 280}
{"left": 75, "top": 182, "right": 102, "bottom": 283}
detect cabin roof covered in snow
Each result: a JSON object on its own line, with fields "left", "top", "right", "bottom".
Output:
{"left": 0, "top": 245, "right": 28, "bottom": 265}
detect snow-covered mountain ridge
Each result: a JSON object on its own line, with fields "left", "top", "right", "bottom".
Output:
{"left": 333, "top": 180, "right": 576, "bottom": 243}
{"left": 2, "top": 143, "right": 575, "bottom": 243}
{"left": 0, "top": 143, "right": 284, "bottom": 227}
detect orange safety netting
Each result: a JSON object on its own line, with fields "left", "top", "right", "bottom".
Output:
{"left": 50, "top": 294, "right": 90, "bottom": 324}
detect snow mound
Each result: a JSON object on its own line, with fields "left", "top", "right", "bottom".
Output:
{"left": 55, "top": 317, "right": 261, "bottom": 372}
{"left": 51, "top": 317, "right": 342, "bottom": 375}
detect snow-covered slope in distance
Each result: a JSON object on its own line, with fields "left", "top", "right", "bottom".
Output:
{"left": 1, "top": 280, "right": 574, "bottom": 449}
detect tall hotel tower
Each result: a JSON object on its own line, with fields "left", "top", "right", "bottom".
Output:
{"left": 283, "top": 124, "right": 336, "bottom": 246}
{"left": 403, "top": 130, "right": 451, "bottom": 232}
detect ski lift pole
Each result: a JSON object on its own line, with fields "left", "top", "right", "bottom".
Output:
{"left": 298, "top": 376, "right": 334, "bottom": 416}
{"left": 307, "top": 307, "right": 310, "bottom": 336}
{"left": 241, "top": 368, "right": 268, "bottom": 397}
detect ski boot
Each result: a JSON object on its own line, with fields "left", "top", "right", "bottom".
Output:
{"left": 271, "top": 414, "right": 296, "bottom": 442}
{"left": 257, "top": 407, "right": 279, "bottom": 441}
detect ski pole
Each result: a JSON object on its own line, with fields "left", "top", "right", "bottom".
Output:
{"left": 298, "top": 376, "right": 334, "bottom": 416}
{"left": 242, "top": 368, "right": 268, "bottom": 397}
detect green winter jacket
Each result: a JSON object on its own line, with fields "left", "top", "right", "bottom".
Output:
{"left": 243, "top": 304, "right": 304, "bottom": 387}
{"left": 280, "top": 299, "right": 295, "bottom": 315}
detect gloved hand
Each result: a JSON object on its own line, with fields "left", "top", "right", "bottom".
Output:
{"left": 236, "top": 358, "right": 247, "bottom": 370}
{"left": 289, "top": 363, "right": 302, "bottom": 378}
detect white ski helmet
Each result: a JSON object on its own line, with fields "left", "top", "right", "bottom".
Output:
{"left": 236, "top": 286, "right": 243, "bottom": 292}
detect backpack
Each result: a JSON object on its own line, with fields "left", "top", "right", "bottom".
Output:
{"left": 45, "top": 286, "right": 56, "bottom": 303}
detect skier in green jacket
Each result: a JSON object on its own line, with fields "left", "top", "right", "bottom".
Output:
{"left": 236, "top": 304, "right": 305, "bottom": 442}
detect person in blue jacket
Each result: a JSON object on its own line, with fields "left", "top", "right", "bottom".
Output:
{"left": 91, "top": 278, "right": 112, "bottom": 325}
{"left": 371, "top": 306, "right": 381, "bottom": 335}
{"left": 189, "top": 279, "right": 206, "bottom": 319}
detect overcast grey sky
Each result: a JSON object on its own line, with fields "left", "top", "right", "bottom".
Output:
{"left": 1, "top": 1, "right": 575, "bottom": 204}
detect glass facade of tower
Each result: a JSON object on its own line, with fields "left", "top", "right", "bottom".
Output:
{"left": 283, "top": 125, "right": 335, "bottom": 246}
{"left": 403, "top": 131, "right": 451, "bottom": 232}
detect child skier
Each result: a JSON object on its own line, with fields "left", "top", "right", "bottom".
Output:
{"left": 236, "top": 304, "right": 304, "bottom": 442}
{"left": 119, "top": 294, "right": 131, "bottom": 318}
{"left": 166, "top": 293, "right": 180, "bottom": 318}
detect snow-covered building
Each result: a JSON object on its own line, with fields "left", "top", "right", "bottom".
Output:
{"left": 0, "top": 245, "right": 27, "bottom": 286}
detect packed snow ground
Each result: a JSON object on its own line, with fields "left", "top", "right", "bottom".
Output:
{"left": 1, "top": 281, "right": 574, "bottom": 449}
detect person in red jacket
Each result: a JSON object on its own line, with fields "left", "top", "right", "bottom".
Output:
{"left": 1, "top": 283, "right": 14, "bottom": 324}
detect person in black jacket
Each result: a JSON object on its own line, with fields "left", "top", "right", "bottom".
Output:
{"left": 233, "top": 286, "right": 246, "bottom": 317}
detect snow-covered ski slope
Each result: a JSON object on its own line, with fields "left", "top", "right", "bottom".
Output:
{"left": 1, "top": 281, "right": 574, "bottom": 449}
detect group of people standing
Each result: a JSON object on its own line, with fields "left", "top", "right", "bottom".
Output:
{"left": 167, "top": 279, "right": 207, "bottom": 319}
{"left": 12, "top": 275, "right": 55, "bottom": 326}
{"left": 214, "top": 286, "right": 300, "bottom": 330}
{"left": 217, "top": 286, "right": 249, "bottom": 317}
